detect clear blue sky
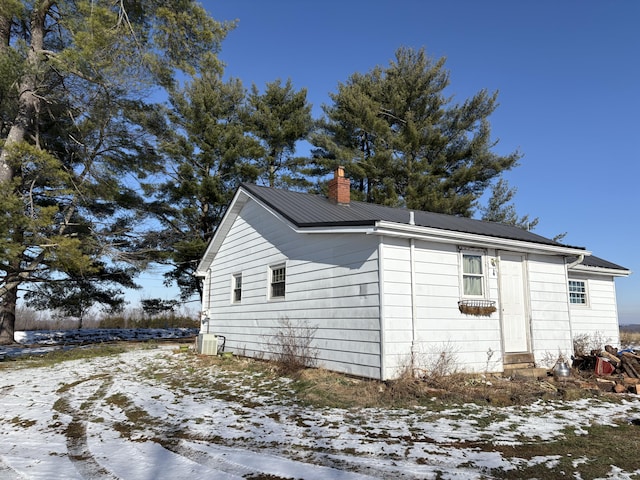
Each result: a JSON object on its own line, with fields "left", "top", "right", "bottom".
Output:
{"left": 141, "top": 1, "right": 640, "bottom": 323}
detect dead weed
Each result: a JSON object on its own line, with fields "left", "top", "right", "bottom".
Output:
{"left": 191, "top": 351, "right": 604, "bottom": 409}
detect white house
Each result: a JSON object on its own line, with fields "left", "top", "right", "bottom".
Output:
{"left": 195, "top": 168, "right": 630, "bottom": 380}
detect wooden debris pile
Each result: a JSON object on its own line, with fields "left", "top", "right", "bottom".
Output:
{"left": 573, "top": 344, "right": 640, "bottom": 394}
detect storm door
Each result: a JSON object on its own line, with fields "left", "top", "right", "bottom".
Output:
{"left": 499, "top": 253, "right": 530, "bottom": 353}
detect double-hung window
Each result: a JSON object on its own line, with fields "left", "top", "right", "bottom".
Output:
{"left": 568, "top": 280, "right": 587, "bottom": 305}
{"left": 232, "top": 273, "right": 242, "bottom": 303}
{"left": 462, "top": 253, "right": 485, "bottom": 297}
{"left": 270, "top": 264, "right": 286, "bottom": 299}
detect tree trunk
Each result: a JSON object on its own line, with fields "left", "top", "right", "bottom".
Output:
{"left": 0, "top": 8, "right": 16, "bottom": 183}
{"left": 0, "top": 11, "right": 10, "bottom": 51}
{"left": 0, "top": 283, "right": 18, "bottom": 345}
{"left": 0, "top": 2, "right": 50, "bottom": 179}
{"left": 0, "top": 4, "right": 51, "bottom": 340}
{"left": 269, "top": 163, "right": 275, "bottom": 187}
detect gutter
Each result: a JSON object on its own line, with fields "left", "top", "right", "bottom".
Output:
{"left": 570, "top": 264, "right": 632, "bottom": 277}
{"left": 370, "top": 221, "right": 589, "bottom": 257}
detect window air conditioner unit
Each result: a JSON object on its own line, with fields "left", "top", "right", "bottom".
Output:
{"left": 197, "top": 333, "right": 218, "bottom": 355}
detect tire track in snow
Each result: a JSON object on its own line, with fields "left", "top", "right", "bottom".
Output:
{"left": 0, "top": 457, "right": 24, "bottom": 479}
{"left": 158, "top": 438, "right": 258, "bottom": 477}
{"left": 56, "top": 374, "right": 119, "bottom": 479}
{"left": 0, "top": 385, "right": 15, "bottom": 398}
{"left": 0, "top": 386, "right": 27, "bottom": 478}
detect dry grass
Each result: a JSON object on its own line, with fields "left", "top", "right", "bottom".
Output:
{"left": 188, "top": 331, "right": 630, "bottom": 410}
{"left": 290, "top": 368, "right": 384, "bottom": 408}
{"left": 0, "top": 344, "right": 131, "bottom": 370}
{"left": 488, "top": 421, "right": 640, "bottom": 479}
{"left": 620, "top": 330, "right": 640, "bottom": 349}
{"left": 194, "top": 351, "right": 596, "bottom": 410}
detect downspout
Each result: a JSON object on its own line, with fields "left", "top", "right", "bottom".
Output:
{"left": 409, "top": 212, "right": 418, "bottom": 370}
{"left": 377, "top": 236, "right": 386, "bottom": 381}
{"left": 567, "top": 254, "right": 585, "bottom": 269}
{"left": 565, "top": 254, "right": 584, "bottom": 357}
{"left": 202, "top": 267, "right": 212, "bottom": 334}
{"left": 410, "top": 238, "right": 417, "bottom": 368}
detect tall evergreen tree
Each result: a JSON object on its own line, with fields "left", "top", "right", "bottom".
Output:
{"left": 0, "top": 0, "right": 232, "bottom": 343}
{"left": 144, "top": 77, "right": 313, "bottom": 301}
{"left": 244, "top": 79, "right": 314, "bottom": 188}
{"left": 311, "top": 47, "right": 521, "bottom": 215}
{"left": 311, "top": 70, "right": 396, "bottom": 204}
{"left": 144, "top": 73, "right": 262, "bottom": 301}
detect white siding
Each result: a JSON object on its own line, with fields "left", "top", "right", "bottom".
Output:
{"left": 527, "top": 254, "right": 573, "bottom": 364}
{"left": 205, "top": 200, "right": 382, "bottom": 379}
{"left": 568, "top": 273, "right": 620, "bottom": 347}
{"left": 379, "top": 237, "right": 412, "bottom": 379}
{"left": 380, "top": 238, "right": 504, "bottom": 379}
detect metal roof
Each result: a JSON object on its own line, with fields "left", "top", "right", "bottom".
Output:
{"left": 574, "top": 255, "right": 628, "bottom": 271}
{"left": 194, "top": 183, "right": 628, "bottom": 276}
{"left": 241, "top": 183, "right": 573, "bottom": 248}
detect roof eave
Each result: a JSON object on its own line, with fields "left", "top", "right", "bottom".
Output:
{"left": 570, "top": 264, "right": 632, "bottom": 277}
{"left": 195, "top": 188, "right": 250, "bottom": 276}
{"left": 196, "top": 186, "right": 367, "bottom": 275}
{"left": 295, "top": 220, "right": 377, "bottom": 228}
{"left": 371, "top": 221, "right": 588, "bottom": 256}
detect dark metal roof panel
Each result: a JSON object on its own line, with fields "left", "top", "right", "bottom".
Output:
{"left": 240, "top": 184, "right": 629, "bottom": 272}
{"left": 241, "top": 183, "right": 572, "bottom": 247}
{"left": 241, "top": 183, "right": 379, "bottom": 226}
{"left": 578, "top": 255, "right": 628, "bottom": 271}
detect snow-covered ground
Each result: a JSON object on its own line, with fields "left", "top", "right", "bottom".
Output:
{"left": 1, "top": 339, "right": 640, "bottom": 479}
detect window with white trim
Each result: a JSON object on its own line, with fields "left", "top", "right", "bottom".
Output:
{"left": 568, "top": 280, "right": 587, "bottom": 305}
{"left": 462, "top": 253, "right": 485, "bottom": 297}
{"left": 232, "top": 273, "right": 242, "bottom": 303}
{"left": 270, "top": 264, "right": 286, "bottom": 299}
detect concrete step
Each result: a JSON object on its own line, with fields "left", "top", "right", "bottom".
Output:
{"left": 504, "top": 352, "right": 535, "bottom": 364}
{"left": 504, "top": 362, "right": 535, "bottom": 369}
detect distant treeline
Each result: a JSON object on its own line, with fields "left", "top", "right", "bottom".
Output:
{"left": 15, "top": 306, "right": 198, "bottom": 331}
{"left": 621, "top": 324, "right": 640, "bottom": 333}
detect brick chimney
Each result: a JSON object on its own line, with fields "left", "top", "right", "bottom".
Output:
{"left": 328, "top": 166, "right": 350, "bottom": 204}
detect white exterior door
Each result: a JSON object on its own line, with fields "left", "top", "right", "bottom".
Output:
{"left": 499, "top": 253, "right": 529, "bottom": 353}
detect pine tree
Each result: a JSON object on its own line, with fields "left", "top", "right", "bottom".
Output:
{"left": 0, "top": 1, "right": 232, "bottom": 343}
{"left": 480, "top": 179, "right": 539, "bottom": 230}
{"left": 144, "top": 73, "right": 262, "bottom": 301}
{"left": 311, "top": 47, "right": 521, "bottom": 215}
{"left": 244, "top": 79, "right": 314, "bottom": 188}
{"left": 143, "top": 77, "right": 314, "bottom": 301}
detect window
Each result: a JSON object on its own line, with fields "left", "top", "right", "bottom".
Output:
{"left": 569, "top": 280, "right": 587, "bottom": 305}
{"left": 232, "top": 274, "right": 242, "bottom": 303}
{"left": 462, "top": 253, "right": 484, "bottom": 296}
{"left": 270, "top": 264, "right": 286, "bottom": 299}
